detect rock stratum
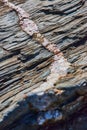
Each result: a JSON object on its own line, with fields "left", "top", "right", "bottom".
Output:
{"left": 0, "top": 0, "right": 87, "bottom": 130}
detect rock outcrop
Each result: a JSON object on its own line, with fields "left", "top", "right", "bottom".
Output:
{"left": 0, "top": 0, "right": 87, "bottom": 130}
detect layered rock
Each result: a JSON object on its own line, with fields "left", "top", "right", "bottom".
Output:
{"left": 0, "top": 0, "right": 87, "bottom": 130}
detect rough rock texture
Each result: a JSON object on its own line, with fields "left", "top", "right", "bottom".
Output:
{"left": 0, "top": 0, "right": 87, "bottom": 130}
{"left": 39, "top": 106, "right": 87, "bottom": 130}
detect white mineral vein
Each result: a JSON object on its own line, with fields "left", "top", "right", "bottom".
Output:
{"left": 1, "top": 0, "right": 70, "bottom": 93}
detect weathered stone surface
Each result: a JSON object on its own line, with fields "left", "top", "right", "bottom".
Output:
{"left": 0, "top": 0, "right": 87, "bottom": 130}
{"left": 40, "top": 106, "right": 87, "bottom": 130}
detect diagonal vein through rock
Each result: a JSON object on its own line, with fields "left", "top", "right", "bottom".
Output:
{"left": 1, "top": 0, "right": 70, "bottom": 93}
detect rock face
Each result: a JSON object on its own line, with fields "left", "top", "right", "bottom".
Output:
{"left": 40, "top": 106, "right": 87, "bottom": 130}
{"left": 0, "top": 0, "right": 87, "bottom": 130}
